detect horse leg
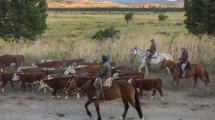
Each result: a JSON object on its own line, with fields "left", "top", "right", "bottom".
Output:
{"left": 93, "top": 100, "right": 101, "bottom": 120}
{"left": 199, "top": 76, "right": 207, "bottom": 87}
{"left": 120, "top": 98, "right": 129, "bottom": 120}
{"left": 145, "top": 66, "right": 149, "bottom": 76}
{"left": 193, "top": 75, "right": 198, "bottom": 88}
{"left": 176, "top": 78, "right": 180, "bottom": 88}
{"left": 85, "top": 100, "right": 93, "bottom": 119}
{"left": 127, "top": 88, "right": 143, "bottom": 119}
{"left": 171, "top": 78, "right": 176, "bottom": 88}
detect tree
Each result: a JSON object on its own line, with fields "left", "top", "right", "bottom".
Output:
{"left": 158, "top": 13, "right": 168, "bottom": 23}
{"left": 184, "top": 0, "right": 215, "bottom": 35}
{"left": 0, "top": 0, "right": 48, "bottom": 41}
{"left": 124, "top": 12, "right": 134, "bottom": 23}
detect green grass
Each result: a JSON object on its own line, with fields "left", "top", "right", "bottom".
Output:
{"left": 0, "top": 12, "right": 215, "bottom": 72}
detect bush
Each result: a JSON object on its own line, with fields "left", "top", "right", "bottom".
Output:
{"left": 92, "top": 26, "right": 120, "bottom": 41}
{"left": 124, "top": 12, "right": 134, "bottom": 23}
{"left": 158, "top": 14, "right": 168, "bottom": 23}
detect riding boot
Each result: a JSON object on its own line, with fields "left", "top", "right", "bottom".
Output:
{"left": 92, "top": 89, "right": 101, "bottom": 100}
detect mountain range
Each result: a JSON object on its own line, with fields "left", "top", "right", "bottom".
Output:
{"left": 47, "top": 0, "right": 184, "bottom": 8}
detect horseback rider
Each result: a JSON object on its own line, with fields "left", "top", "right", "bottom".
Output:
{"left": 92, "top": 55, "right": 111, "bottom": 99}
{"left": 146, "top": 39, "right": 156, "bottom": 65}
{"left": 178, "top": 47, "right": 189, "bottom": 77}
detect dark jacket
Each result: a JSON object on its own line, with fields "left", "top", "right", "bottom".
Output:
{"left": 148, "top": 43, "right": 156, "bottom": 52}
{"left": 95, "top": 62, "right": 111, "bottom": 79}
{"left": 179, "top": 51, "right": 188, "bottom": 63}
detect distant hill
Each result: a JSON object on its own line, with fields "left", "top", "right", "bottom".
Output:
{"left": 47, "top": 0, "right": 184, "bottom": 8}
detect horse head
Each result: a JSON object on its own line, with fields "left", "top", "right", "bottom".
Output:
{"left": 129, "top": 46, "right": 138, "bottom": 56}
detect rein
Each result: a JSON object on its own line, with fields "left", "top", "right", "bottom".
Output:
{"left": 66, "top": 78, "right": 93, "bottom": 94}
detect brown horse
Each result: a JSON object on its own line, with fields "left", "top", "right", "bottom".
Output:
{"left": 63, "top": 76, "right": 144, "bottom": 120}
{"left": 160, "top": 60, "right": 209, "bottom": 88}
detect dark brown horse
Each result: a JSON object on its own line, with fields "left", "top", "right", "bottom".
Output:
{"left": 63, "top": 76, "right": 144, "bottom": 120}
{"left": 160, "top": 60, "right": 209, "bottom": 88}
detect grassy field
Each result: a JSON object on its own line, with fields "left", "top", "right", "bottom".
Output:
{"left": 0, "top": 12, "right": 215, "bottom": 73}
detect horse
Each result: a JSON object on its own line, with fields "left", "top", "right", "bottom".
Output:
{"left": 63, "top": 76, "right": 144, "bottom": 120}
{"left": 159, "top": 60, "right": 210, "bottom": 88}
{"left": 129, "top": 46, "right": 173, "bottom": 75}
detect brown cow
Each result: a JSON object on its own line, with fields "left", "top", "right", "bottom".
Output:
{"left": 132, "top": 78, "right": 164, "bottom": 101}
{"left": 62, "top": 58, "right": 85, "bottom": 67}
{"left": 11, "top": 72, "right": 46, "bottom": 93}
{"left": 0, "top": 72, "right": 17, "bottom": 93}
{"left": 38, "top": 76, "right": 79, "bottom": 99}
{"left": 35, "top": 60, "right": 66, "bottom": 69}
{"left": 0, "top": 55, "right": 24, "bottom": 71}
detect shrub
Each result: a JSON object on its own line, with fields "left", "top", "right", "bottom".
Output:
{"left": 158, "top": 14, "right": 168, "bottom": 23}
{"left": 92, "top": 26, "right": 120, "bottom": 41}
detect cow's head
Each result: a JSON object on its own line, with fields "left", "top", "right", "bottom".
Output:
{"left": 12, "top": 73, "right": 20, "bottom": 81}
{"left": 64, "top": 65, "right": 76, "bottom": 75}
{"left": 38, "top": 80, "right": 48, "bottom": 91}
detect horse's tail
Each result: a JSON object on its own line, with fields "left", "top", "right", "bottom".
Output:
{"left": 132, "top": 82, "right": 143, "bottom": 119}
{"left": 203, "top": 66, "right": 210, "bottom": 83}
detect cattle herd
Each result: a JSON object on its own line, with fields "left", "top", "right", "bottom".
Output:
{"left": 0, "top": 54, "right": 163, "bottom": 100}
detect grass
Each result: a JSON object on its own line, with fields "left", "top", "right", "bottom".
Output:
{"left": 0, "top": 12, "right": 214, "bottom": 72}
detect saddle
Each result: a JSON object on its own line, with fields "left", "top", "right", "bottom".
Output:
{"left": 93, "top": 77, "right": 113, "bottom": 89}
{"left": 147, "top": 51, "right": 158, "bottom": 58}
{"left": 102, "top": 77, "right": 113, "bottom": 89}
{"left": 178, "top": 61, "right": 192, "bottom": 76}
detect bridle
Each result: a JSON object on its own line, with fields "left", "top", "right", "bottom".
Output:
{"left": 63, "top": 78, "right": 93, "bottom": 94}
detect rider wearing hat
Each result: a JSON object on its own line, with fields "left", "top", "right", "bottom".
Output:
{"left": 146, "top": 39, "right": 156, "bottom": 65}
{"left": 92, "top": 55, "right": 111, "bottom": 99}
{"left": 178, "top": 47, "right": 189, "bottom": 77}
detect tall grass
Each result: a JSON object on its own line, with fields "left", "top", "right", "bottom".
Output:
{"left": 0, "top": 12, "right": 214, "bottom": 73}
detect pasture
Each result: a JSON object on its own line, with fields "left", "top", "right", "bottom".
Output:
{"left": 0, "top": 12, "right": 215, "bottom": 120}
{"left": 0, "top": 12, "right": 215, "bottom": 73}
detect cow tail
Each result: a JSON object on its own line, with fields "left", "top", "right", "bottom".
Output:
{"left": 204, "top": 66, "right": 210, "bottom": 83}
{"left": 132, "top": 82, "right": 143, "bottom": 119}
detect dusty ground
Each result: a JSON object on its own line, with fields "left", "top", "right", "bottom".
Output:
{"left": 0, "top": 74, "right": 215, "bottom": 120}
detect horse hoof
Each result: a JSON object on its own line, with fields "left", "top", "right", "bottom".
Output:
{"left": 119, "top": 117, "right": 124, "bottom": 120}
{"left": 89, "top": 115, "right": 93, "bottom": 119}
{"left": 161, "top": 97, "right": 164, "bottom": 101}
{"left": 65, "top": 96, "right": 68, "bottom": 99}
{"left": 57, "top": 95, "right": 61, "bottom": 98}
{"left": 50, "top": 96, "right": 55, "bottom": 99}
{"left": 150, "top": 96, "right": 154, "bottom": 100}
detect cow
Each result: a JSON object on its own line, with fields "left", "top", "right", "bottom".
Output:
{"left": 62, "top": 58, "right": 85, "bottom": 67}
{"left": 0, "top": 72, "right": 17, "bottom": 93}
{"left": 34, "top": 60, "right": 67, "bottom": 69}
{"left": 17, "top": 67, "right": 45, "bottom": 73}
{"left": 37, "top": 76, "right": 79, "bottom": 99}
{"left": 11, "top": 72, "right": 46, "bottom": 93}
{"left": 0, "top": 55, "right": 24, "bottom": 71}
{"left": 65, "top": 64, "right": 101, "bottom": 76}
{"left": 131, "top": 78, "right": 164, "bottom": 101}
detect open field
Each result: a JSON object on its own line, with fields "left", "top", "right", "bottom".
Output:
{"left": 0, "top": 12, "right": 215, "bottom": 73}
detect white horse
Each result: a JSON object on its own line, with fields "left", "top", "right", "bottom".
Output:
{"left": 129, "top": 47, "right": 173, "bottom": 75}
